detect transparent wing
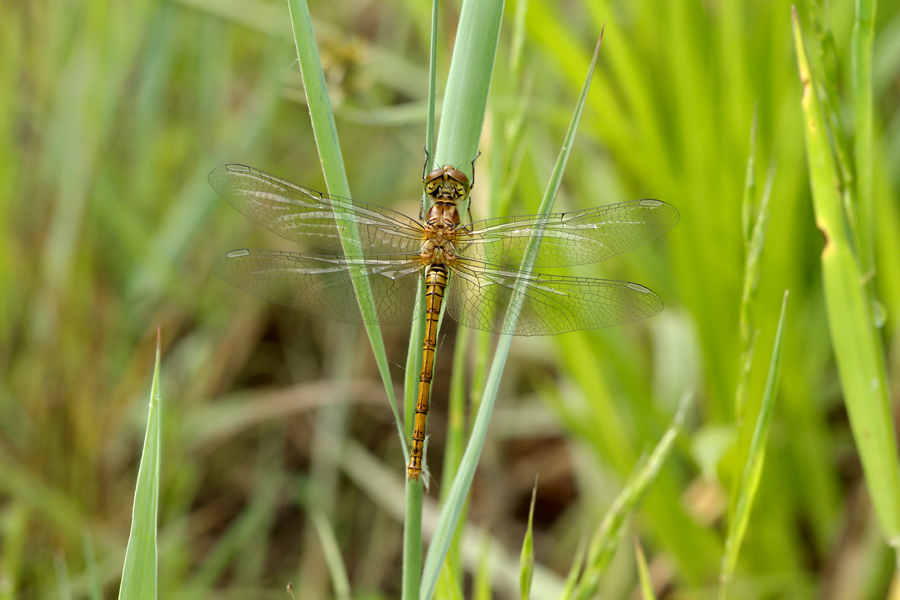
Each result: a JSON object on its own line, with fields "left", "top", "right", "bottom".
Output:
{"left": 210, "top": 164, "right": 426, "bottom": 255}
{"left": 213, "top": 249, "right": 425, "bottom": 325}
{"left": 457, "top": 200, "right": 679, "bottom": 269}
{"left": 446, "top": 258, "right": 663, "bottom": 336}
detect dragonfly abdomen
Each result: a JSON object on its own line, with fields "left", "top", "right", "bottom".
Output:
{"left": 408, "top": 264, "right": 449, "bottom": 480}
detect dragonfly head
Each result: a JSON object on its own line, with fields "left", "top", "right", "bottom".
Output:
{"left": 423, "top": 165, "right": 470, "bottom": 203}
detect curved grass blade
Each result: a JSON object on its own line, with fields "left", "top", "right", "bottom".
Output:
{"left": 284, "top": 0, "right": 405, "bottom": 465}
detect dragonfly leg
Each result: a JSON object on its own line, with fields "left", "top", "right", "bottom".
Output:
{"left": 421, "top": 145, "right": 432, "bottom": 180}
{"left": 464, "top": 151, "right": 482, "bottom": 224}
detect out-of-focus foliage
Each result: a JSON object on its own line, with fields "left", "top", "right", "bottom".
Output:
{"left": 2, "top": 0, "right": 899, "bottom": 597}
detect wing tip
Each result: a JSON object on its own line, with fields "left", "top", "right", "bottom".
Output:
{"left": 638, "top": 198, "right": 681, "bottom": 229}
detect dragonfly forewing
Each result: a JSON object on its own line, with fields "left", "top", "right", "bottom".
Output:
{"left": 212, "top": 162, "right": 679, "bottom": 482}
{"left": 209, "top": 164, "right": 426, "bottom": 255}
{"left": 458, "top": 199, "right": 679, "bottom": 269}
{"left": 447, "top": 258, "right": 663, "bottom": 336}
{"left": 213, "top": 249, "right": 425, "bottom": 325}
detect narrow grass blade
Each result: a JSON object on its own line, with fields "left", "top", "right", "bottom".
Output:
{"left": 444, "top": 326, "right": 471, "bottom": 488}
{"left": 519, "top": 482, "right": 537, "bottom": 600}
{"left": 559, "top": 536, "right": 587, "bottom": 599}
{"left": 117, "top": 331, "right": 161, "bottom": 600}
{"left": 310, "top": 509, "right": 352, "bottom": 600}
{"left": 852, "top": 0, "right": 877, "bottom": 275}
{"left": 433, "top": 325, "right": 472, "bottom": 592}
{"left": 284, "top": 0, "right": 404, "bottom": 460}
{"left": 474, "top": 535, "right": 492, "bottom": 600}
{"left": 634, "top": 539, "right": 657, "bottom": 600}
{"left": 432, "top": 0, "right": 505, "bottom": 175}
{"left": 439, "top": 560, "right": 466, "bottom": 600}
{"left": 570, "top": 393, "right": 690, "bottom": 600}
{"left": 792, "top": 8, "right": 900, "bottom": 551}
{"left": 55, "top": 554, "right": 73, "bottom": 600}
{"left": 731, "top": 125, "right": 776, "bottom": 521}
{"left": 425, "top": 0, "right": 439, "bottom": 164}
{"left": 719, "top": 292, "right": 789, "bottom": 599}
{"left": 734, "top": 111, "right": 763, "bottom": 420}
{"left": 82, "top": 533, "right": 101, "bottom": 600}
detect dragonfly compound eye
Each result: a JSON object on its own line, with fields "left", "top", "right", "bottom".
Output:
{"left": 424, "top": 168, "right": 445, "bottom": 184}
{"left": 447, "top": 169, "right": 469, "bottom": 186}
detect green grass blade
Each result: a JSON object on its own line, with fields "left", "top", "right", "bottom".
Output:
{"left": 852, "top": 0, "right": 877, "bottom": 276}
{"left": 434, "top": 325, "right": 472, "bottom": 593}
{"left": 117, "top": 331, "right": 161, "bottom": 600}
{"left": 425, "top": 0, "right": 439, "bottom": 162}
{"left": 558, "top": 536, "right": 586, "bottom": 599}
{"left": 731, "top": 129, "right": 776, "bottom": 521}
{"left": 55, "top": 553, "right": 73, "bottom": 600}
{"left": 180, "top": 438, "right": 286, "bottom": 596}
{"left": 309, "top": 509, "right": 352, "bottom": 600}
{"left": 570, "top": 393, "right": 690, "bottom": 599}
{"left": 286, "top": 0, "right": 348, "bottom": 196}
{"left": 439, "top": 557, "right": 467, "bottom": 600}
{"left": 519, "top": 483, "right": 537, "bottom": 600}
{"left": 432, "top": 0, "right": 505, "bottom": 176}
{"left": 473, "top": 535, "right": 492, "bottom": 600}
{"left": 634, "top": 539, "right": 657, "bottom": 600}
{"left": 82, "top": 533, "right": 102, "bottom": 600}
{"left": 284, "top": 0, "right": 405, "bottom": 464}
{"left": 719, "top": 292, "right": 789, "bottom": 599}
{"left": 792, "top": 8, "right": 900, "bottom": 551}
{"left": 734, "top": 111, "right": 763, "bottom": 422}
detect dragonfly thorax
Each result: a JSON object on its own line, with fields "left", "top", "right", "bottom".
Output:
{"left": 421, "top": 202, "right": 461, "bottom": 266}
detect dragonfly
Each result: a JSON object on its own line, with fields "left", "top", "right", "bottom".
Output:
{"left": 210, "top": 163, "right": 679, "bottom": 480}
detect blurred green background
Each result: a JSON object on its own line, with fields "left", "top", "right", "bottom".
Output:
{"left": 3, "top": 0, "right": 900, "bottom": 597}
